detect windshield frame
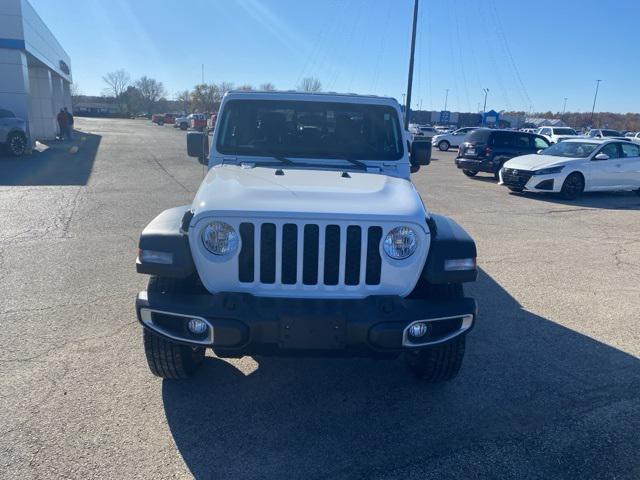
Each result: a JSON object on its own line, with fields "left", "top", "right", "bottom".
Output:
{"left": 214, "top": 98, "right": 405, "bottom": 162}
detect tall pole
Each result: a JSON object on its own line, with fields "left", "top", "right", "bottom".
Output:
{"left": 443, "top": 89, "right": 449, "bottom": 111}
{"left": 404, "top": 0, "right": 419, "bottom": 130}
{"left": 201, "top": 64, "right": 205, "bottom": 84}
{"left": 562, "top": 97, "right": 567, "bottom": 116}
{"left": 590, "top": 80, "right": 601, "bottom": 125}
{"left": 482, "top": 88, "right": 489, "bottom": 112}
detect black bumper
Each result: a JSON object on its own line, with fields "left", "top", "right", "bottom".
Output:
{"left": 455, "top": 157, "right": 497, "bottom": 173}
{"left": 136, "top": 290, "right": 477, "bottom": 358}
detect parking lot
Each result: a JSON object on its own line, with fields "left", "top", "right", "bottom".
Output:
{"left": 1, "top": 117, "right": 639, "bottom": 479}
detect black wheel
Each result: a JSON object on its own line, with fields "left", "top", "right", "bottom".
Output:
{"left": 143, "top": 329, "right": 205, "bottom": 379}
{"left": 404, "top": 336, "right": 466, "bottom": 382}
{"left": 180, "top": 122, "right": 188, "bottom": 130}
{"left": 7, "top": 132, "right": 27, "bottom": 156}
{"left": 462, "top": 169, "right": 477, "bottom": 177}
{"left": 438, "top": 140, "right": 450, "bottom": 151}
{"left": 404, "top": 283, "right": 467, "bottom": 382}
{"left": 142, "top": 276, "right": 205, "bottom": 379}
{"left": 508, "top": 187, "right": 524, "bottom": 193}
{"left": 560, "top": 172, "right": 584, "bottom": 199}
{"left": 157, "top": 120, "right": 164, "bottom": 126}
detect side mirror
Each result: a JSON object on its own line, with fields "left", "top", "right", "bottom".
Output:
{"left": 187, "top": 131, "right": 209, "bottom": 163}
{"left": 594, "top": 153, "right": 609, "bottom": 161}
{"left": 410, "top": 140, "right": 432, "bottom": 173}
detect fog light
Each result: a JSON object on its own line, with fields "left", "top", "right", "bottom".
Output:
{"left": 408, "top": 322, "right": 428, "bottom": 338}
{"left": 187, "top": 318, "right": 208, "bottom": 335}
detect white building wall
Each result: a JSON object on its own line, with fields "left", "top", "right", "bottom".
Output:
{"left": 28, "top": 65, "right": 55, "bottom": 139}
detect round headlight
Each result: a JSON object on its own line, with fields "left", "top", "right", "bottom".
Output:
{"left": 383, "top": 226, "right": 418, "bottom": 259}
{"left": 201, "top": 221, "right": 239, "bottom": 256}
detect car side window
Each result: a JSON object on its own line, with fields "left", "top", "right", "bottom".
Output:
{"left": 599, "top": 143, "right": 621, "bottom": 159}
{"left": 514, "top": 135, "right": 531, "bottom": 149}
{"left": 534, "top": 137, "right": 549, "bottom": 149}
{"left": 490, "top": 132, "right": 509, "bottom": 147}
{"left": 621, "top": 142, "right": 640, "bottom": 158}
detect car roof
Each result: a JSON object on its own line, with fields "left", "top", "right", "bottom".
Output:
{"left": 561, "top": 138, "right": 614, "bottom": 144}
{"left": 223, "top": 90, "right": 399, "bottom": 106}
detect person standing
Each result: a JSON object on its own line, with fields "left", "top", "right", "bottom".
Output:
{"left": 57, "top": 108, "right": 68, "bottom": 140}
{"left": 64, "top": 107, "right": 74, "bottom": 140}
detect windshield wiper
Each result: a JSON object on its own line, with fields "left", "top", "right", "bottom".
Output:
{"left": 337, "top": 156, "right": 368, "bottom": 170}
{"left": 270, "top": 154, "right": 295, "bottom": 165}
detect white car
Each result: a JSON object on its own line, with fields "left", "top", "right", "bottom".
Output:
{"left": 173, "top": 115, "right": 189, "bottom": 130}
{"left": 537, "top": 126, "right": 579, "bottom": 144}
{"left": 431, "top": 127, "right": 477, "bottom": 151}
{"left": 410, "top": 125, "right": 438, "bottom": 140}
{"left": 586, "top": 129, "right": 624, "bottom": 139}
{"left": 499, "top": 139, "right": 640, "bottom": 199}
{"left": 134, "top": 90, "right": 479, "bottom": 382}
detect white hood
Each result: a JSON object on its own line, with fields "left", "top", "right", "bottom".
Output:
{"left": 504, "top": 154, "right": 571, "bottom": 171}
{"left": 191, "top": 164, "right": 427, "bottom": 222}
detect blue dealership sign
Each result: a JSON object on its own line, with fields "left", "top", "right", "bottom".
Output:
{"left": 439, "top": 111, "right": 451, "bottom": 124}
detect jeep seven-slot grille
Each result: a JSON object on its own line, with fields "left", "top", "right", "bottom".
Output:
{"left": 238, "top": 223, "right": 383, "bottom": 286}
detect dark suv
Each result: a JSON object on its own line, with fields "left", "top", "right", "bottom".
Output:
{"left": 455, "top": 129, "right": 550, "bottom": 179}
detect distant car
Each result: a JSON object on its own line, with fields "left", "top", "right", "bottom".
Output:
{"left": 431, "top": 127, "right": 477, "bottom": 151}
{"left": 630, "top": 132, "right": 640, "bottom": 144}
{"left": 500, "top": 139, "right": 640, "bottom": 199}
{"left": 206, "top": 113, "right": 217, "bottom": 132}
{"left": 455, "top": 129, "right": 550, "bottom": 179}
{"left": 412, "top": 125, "right": 438, "bottom": 140}
{"left": 152, "top": 113, "right": 179, "bottom": 126}
{"left": 624, "top": 132, "right": 637, "bottom": 138}
{"left": 189, "top": 113, "right": 208, "bottom": 131}
{"left": 587, "top": 129, "right": 623, "bottom": 139}
{"left": 174, "top": 115, "right": 189, "bottom": 130}
{"left": 537, "top": 127, "right": 579, "bottom": 144}
{"left": 0, "top": 108, "right": 28, "bottom": 156}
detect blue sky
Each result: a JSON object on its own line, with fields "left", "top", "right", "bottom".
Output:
{"left": 29, "top": 0, "right": 640, "bottom": 113}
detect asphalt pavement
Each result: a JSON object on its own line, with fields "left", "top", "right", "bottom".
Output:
{"left": 1, "top": 118, "right": 639, "bottom": 479}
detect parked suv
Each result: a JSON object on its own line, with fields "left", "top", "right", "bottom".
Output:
{"left": 537, "top": 126, "right": 578, "bottom": 144}
{"left": 0, "top": 108, "right": 28, "bottom": 156}
{"left": 456, "top": 129, "right": 550, "bottom": 179}
{"left": 135, "top": 91, "right": 478, "bottom": 383}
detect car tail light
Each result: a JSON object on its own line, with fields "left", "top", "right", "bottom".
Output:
{"left": 484, "top": 147, "right": 492, "bottom": 157}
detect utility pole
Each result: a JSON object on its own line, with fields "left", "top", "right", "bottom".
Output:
{"left": 404, "top": 0, "right": 419, "bottom": 130}
{"left": 590, "top": 80, "right": 601, "bottom": 126}
{"left": 201, "top": 64, "right": 205, "bottom": 84}
{"left": 443, "top": 89, "right": 449, "bottom": 111}
{"left": 482, "top": 88, "right": 489, "bottom": 112}
{"left": 562, "top": 97, "right": 567, "bottom": 116}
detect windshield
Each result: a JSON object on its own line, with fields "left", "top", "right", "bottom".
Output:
{"left": 553, "top": 128, "right": 576, "bottom": 135}
{"left": 216, "top": 99, "right": 403, "bottom": 161}
{"left": 542, "top": 141, "right": 598, "bottom": 158}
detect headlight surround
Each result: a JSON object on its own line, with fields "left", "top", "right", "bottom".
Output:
{"left": 533, "top": 165, "right": 565, "bottom": 175}
{"left": 383, "top": 226, "right": 418, "bottom": 260}
{"left": 201, "top": 221, "right": 239, "bottom": 256}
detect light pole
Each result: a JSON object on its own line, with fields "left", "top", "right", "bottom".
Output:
{"left": 443, "top": 89, "right": 449, "bottom": 111}
{"left": 590, "top": 80, "right": 601, "bottom": 126}
{"left": 482, "top": 88, "right": 489, "bottom": 112}
{"left": 562, "top": 97, "right": 567, "bottom": 118}
{"left": 404, "top": 0, "right": 419, "bottom": 130}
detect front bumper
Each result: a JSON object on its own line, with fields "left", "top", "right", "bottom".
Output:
{"left": 500, "top": 168, "right": 563, "bottom": 192}
{"left": 135, "top": 290, "right": 477, "bottom": 358}
{"left": 455, "top": 157, "right": 497, "bottom": 173}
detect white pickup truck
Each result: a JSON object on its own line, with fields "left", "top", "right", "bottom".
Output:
{"left": 135, "top": 91, "right": 478, "bottom": 383}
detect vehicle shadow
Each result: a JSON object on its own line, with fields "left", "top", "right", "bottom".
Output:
{"left": 512, "top": 190, "right": 640, "bottom": 210}
{"left": 162, "top": 269, "right": 640, "bottom": 479}
{"left": 0, "top": 130, "right": 101, "bottom": 186}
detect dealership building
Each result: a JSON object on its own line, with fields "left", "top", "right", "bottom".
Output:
{"left": 0, "top": 0, "right": 72, "bottom": 141}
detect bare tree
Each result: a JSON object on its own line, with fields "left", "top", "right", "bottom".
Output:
{"left": 102, "top": 69, "right": 130, "bottom": 99}
{"left": 237, "top": 84, "right": 254, "bottom": 91}
{"left": 260, "top": 82, "right": 276, "bottom": 91}
{"left": 135, "top": 76, "right": 166, "bottom": 113}
{"left": 175, "top": 90, "right": 191, "bottom": 113}
{"left": 218, "top": 82, "right": 235, "bottom": 95}
{"left": 190, "top": 83, "right": 221, "bottom": 113}
{"left": 298, "top": 77, "right": 322, "bottom": 92}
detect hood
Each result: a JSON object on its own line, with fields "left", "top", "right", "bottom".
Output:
{"left": 504, "top": 154, "right": 572, "bottom": 171}
{"left": 191, "top": 164, "right": 426, "bottom": 222}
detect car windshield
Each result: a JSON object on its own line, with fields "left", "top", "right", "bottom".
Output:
{"left": 216, "top": 99, "right": 404, "bottom": 160}
{"left": 542, "top": 141, "right": 598, "bottom": 158}
{"left": 553, "top": 128, "right": 576, "bottom": 135}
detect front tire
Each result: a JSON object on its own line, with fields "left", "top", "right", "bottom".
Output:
{"left": 462, "top": 169, "right": 477, "bottom": 177}
{"left": 438, "top": 140, "right": 450, "bottom": 151}
{"left": 180, "top": 122, "right": 188, "bottom": 130}
{"left": 7, "top": 132, "right": 27, "bottom": 156}
{"left": 143, "top": 329, "right": 205, "bottom": 379}
{"left": 142, "top": 276, "right": 205, "bottom": 379}
{"left": 560, "top": 172, "right": 584, "bottom": 199}
{"left": 404, "top": 283, "right": 467, "bottom": 382}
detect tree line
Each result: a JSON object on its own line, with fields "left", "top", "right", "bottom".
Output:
{"left": 89, "top": 69, "right": 323, "bottom": 115}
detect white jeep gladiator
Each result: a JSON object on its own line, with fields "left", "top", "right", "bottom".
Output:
{"left": 135, "top": 91, "right": 478, "bottom": 382}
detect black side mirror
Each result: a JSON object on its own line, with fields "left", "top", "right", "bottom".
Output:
{"left": 187, "top": 131, "right": 209, "bottom": 164}
{"left": 410, "top": 140, "right": 431, "bottom": 173}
